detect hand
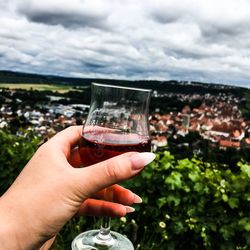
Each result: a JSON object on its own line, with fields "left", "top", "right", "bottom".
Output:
{"left": 0, "top": 126, "right": 155, "bottom": 250}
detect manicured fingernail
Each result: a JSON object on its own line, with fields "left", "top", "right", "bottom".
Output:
{"left": 125, "top": 206, "right": 135, "bottom": 213}
{"left": 134, "top": 194, "right": 143, "bottom": 203}
{"left": 130, "top": 152, "right": 156, "bottom": 170}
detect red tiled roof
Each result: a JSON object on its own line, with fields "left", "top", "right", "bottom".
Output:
{"left": 245, "top": 138, "right": 250, "bottom": 144}
{"left": 219, "top": 140, "right": 240, "bottom": 148}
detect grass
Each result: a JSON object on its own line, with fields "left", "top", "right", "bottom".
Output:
{"left": 0, "top": 83, "right": 76, "bottom": 93}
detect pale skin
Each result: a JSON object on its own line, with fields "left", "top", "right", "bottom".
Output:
{"left": 0, "top": 126, "right": 155, "bottom": 250}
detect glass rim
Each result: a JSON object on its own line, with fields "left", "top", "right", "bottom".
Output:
{"left": 92, "top": 82, "right": 152, "bottom": 92}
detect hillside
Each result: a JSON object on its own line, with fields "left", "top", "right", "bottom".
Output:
{"left": 0, "top": 70, "right": 248, "bottom": 97}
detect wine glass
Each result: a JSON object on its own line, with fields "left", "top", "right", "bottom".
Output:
{"left": 71, "top": 82, "right": 151, "bottom": 250}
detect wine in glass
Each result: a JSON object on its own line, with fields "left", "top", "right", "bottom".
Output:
{"left": 72, "top": 82, "right": 151, "bottom": 250}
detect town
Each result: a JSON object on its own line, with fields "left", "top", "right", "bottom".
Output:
{"left": 150, "top": 90, "right": 250, "bottom": 150}
{"left": 1, "top": 86, "right": 250, "bottom": 159}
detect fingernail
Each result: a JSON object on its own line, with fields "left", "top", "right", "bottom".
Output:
{"left": 130, "top": 152, "right": 156, "bottom": 170}
{"left": 125, "top": 206, "right": 135, "bottom": 213}
{"left": 134, "top": 194, "right": 143, "bottom": 203}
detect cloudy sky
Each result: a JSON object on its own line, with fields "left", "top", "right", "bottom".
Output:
{"left": 1, "top": 0, "right": 250, "bottom": 87}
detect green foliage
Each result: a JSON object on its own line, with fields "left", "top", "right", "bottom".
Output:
{"left": 0, "top": 129, "right": 40, "bottom": 194}
{"left": 123, "top": 151, "right": 250, "bottom": 249}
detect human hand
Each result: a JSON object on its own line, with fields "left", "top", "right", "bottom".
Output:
{"left": 0, "top": 126, "right": 155, "bottom": 250}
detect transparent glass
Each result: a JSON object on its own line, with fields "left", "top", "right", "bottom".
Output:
{"left": 72, "top": 83, "right": 151, "bottom": 250}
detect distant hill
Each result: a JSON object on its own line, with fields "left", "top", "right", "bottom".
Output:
{"left": 0, "top": 70, "right": 91, "bottom": 85}
{"left": 0, "top": 70, "right": 248, "bottom": 97}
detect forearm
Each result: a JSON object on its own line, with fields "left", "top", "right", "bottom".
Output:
{"left": 0, "top": 220, "right": 20, "bottom": 249}
{"left": 0, "top": 195, "right": 43, "bottom": 250}
{"left": 0, "top": 196, "right": 23, "bottom": 249}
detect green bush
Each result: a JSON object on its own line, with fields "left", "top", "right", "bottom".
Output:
{"left": 0, "top": 129, "right": 40, "bottom": 194}
{"left": 0, "top": 130, "right": 249, "bottom": 249}
{"left": 123, "top": 151, "right": 250, "bottom": 249}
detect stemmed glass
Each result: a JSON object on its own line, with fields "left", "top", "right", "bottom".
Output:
{"left": 72, "top": 83, "right": 151, "bottom": 250}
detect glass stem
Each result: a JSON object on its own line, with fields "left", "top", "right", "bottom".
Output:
{"left": 93, "top": 187, "right": 115, "bottom": 246}
{"left": 93, "top": 216, "right": 115, "bottom": 247}
{"left": 98, "top": 216, "right": 112, "bottom": 240}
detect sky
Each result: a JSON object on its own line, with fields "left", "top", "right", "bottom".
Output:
{"left": 1, "top": 0, "right": 250, "bottom": 88}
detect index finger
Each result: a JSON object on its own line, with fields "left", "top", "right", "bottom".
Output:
{"left": 48, "top": 126, "right": 82, "bottom": 157}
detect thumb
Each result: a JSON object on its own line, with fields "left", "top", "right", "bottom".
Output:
{"left": 72, "top": 152, "right": 155, "bottom": 197}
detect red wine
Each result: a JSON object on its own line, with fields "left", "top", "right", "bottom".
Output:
{"left": 79, "top": 131, "right": 151, "bottom": 167}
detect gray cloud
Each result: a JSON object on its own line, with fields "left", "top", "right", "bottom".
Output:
{"left": 0, "top": 0, "right": 250, "bottom": 87}
{"left": 23, "top": 12, "right": 105, "bottom": 29}
{"left": 17, "top": 1, "right": 110, "bottom": 29}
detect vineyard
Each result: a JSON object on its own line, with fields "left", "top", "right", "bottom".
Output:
{"left": 0, "top": 129, "right": 249, "bottom": 250}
